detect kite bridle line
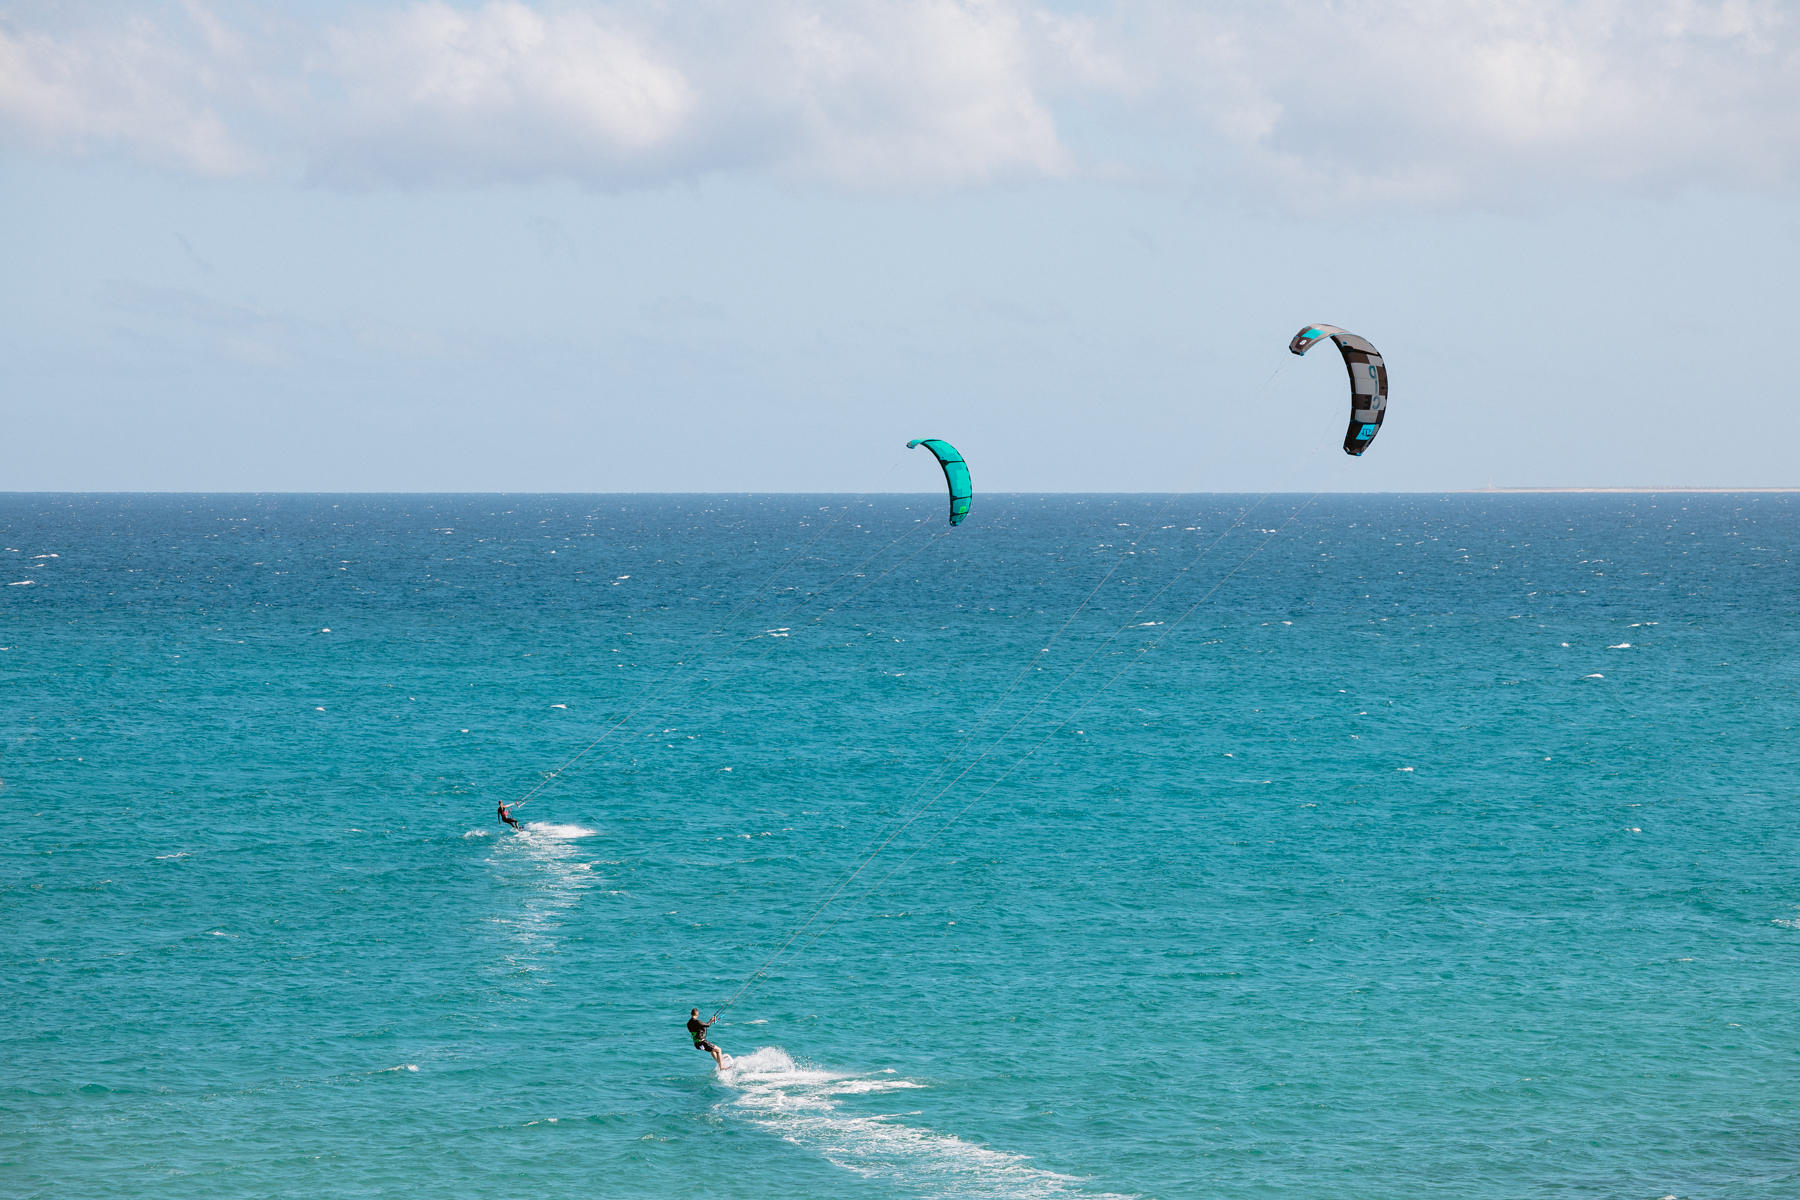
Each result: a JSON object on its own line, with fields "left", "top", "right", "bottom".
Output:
{"left": 705, "top": 494, "right": 1263, "bottom": 1013}
{"left": 507, "top": 500, "right": 863, "bottom": 812}
{"left": 511, "top": 455, "right": 920, "bottom": 814}
{"left": 552, "top": 469, "right": 965, "bottom": 786}
{"left": 851, "top": 493, "right": 1209, "bottom": 813}
{"left": 666, "top": 515, "right": 956, "bottom": 1026}
{"left": 576, "top": 521, "right": 949, "bottom": 823}
{"left": 848, "top": 351, "right": 1305, "bottom": 847}
{"left": 710, "top": 489, "right": 1300, "bottom": 1019}
{"left": 670, "top": 520, "right": 955, "bottom": 710}
{"left": 513, "top": 498, "right": 953, "bottom": 813}
{"left": 789, "top": 453, "right": 1360, "bottom": 975}
{"left": 788, "top": 483, "right": 1349, "bottom": 971}
{"left": 709, "top": 361, "right": 1321, "bottom": 1016}
{"left": 716, "top": 446, "right": 1353, "bottom": 1018}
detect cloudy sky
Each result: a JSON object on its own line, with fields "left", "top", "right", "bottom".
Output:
{"left": 3, "top": 0, "right": 1796, "bottom": 491}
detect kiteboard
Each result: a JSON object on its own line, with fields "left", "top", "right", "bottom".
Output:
{"left": 715, "top": 1053, "right": 734, "bottom": 1072}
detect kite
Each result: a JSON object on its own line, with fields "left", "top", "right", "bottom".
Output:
{"left": 1289, "top": 325, "right": 1388, "bottom": 455}
{"left": 906, "top": 439, "right": 972, "bottom": 526}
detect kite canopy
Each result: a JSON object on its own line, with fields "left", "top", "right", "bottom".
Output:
{"left": 1289, "top": 325, "right": 1388, "bottom": 456}
{"left": 906, "top": 438, "right": 972, "bottom": 526}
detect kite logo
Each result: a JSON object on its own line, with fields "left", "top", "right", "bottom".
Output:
{"left": 1356, "top": 424, "right": 1377, "bottom": 441}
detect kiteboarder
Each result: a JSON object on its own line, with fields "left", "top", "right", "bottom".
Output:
{"left": 687, "top": 1008, "right": 725, "bottom": 1068}
{"left": 497, "top": 802, "right": 521, "bottom": 830}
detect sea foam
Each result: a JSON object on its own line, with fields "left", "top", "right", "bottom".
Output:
{"left": 719, "top": 1046, "right": 1135, "bottom": 1199}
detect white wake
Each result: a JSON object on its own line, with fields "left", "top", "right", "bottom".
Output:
{"left": 717, "top": 1047, "right": 1135, "bottom": 1199}
{"left": 484, "top": 820, "right": 601, "bottom": 976}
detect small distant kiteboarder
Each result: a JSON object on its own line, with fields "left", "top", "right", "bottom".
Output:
{"left": 497, "top": 801, "right": 521, "bottom": 830}
{"left": 687, "top": 1008, "right": 725, "bottom": 1069}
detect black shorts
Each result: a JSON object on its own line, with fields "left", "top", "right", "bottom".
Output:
{"left": 694, "top": 1039, "right": 719, "bottom": 1054}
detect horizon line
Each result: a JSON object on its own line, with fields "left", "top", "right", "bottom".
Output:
{"left": 2, "top": 487, "right": 1798, "bottom": 498}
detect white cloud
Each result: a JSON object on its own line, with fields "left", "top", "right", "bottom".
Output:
{"left": 758, "top": 0, "right": 1071, "bottom": 186}
{"left": 0, "top": 14, "right": 255, "bottom": 174}
{"left": 0, "top": 0, "right": 1796, "bottom": 203}
{"left": 311, "top": 2, "right": 695, "bottom": 186}
{"left": 1117, "top": 0, "right": 1800, "bottom": 203}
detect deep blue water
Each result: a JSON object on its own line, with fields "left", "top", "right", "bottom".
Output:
{"left": 3, "top": 493, "right": 1798, "bottom": 1199}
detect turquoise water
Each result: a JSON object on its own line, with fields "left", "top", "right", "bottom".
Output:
{"left": 4, "top": 493, "right": 1797, "bottom": 1199}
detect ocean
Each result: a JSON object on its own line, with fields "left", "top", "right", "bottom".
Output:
{"left": 3, "top": 492, "right": 1797, "bottom": 1199}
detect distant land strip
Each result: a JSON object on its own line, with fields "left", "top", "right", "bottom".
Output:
{"left": 1462, "top": 487, "right": 1800, "bottom": 494}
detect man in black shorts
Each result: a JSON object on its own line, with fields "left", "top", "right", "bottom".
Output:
{"left": 687, "top": 1008, "right": 724, "bottom": 1068}
{"left": 497, "top": 802, "right": 521, "bottom": 830}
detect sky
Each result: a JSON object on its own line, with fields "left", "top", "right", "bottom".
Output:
{"left": 3, "top": 0, "right": 1797, "bottom": 492}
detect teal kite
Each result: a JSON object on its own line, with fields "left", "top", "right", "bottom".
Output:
{"left": 907, "top": 438, "right": 971, "bottom": 526}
